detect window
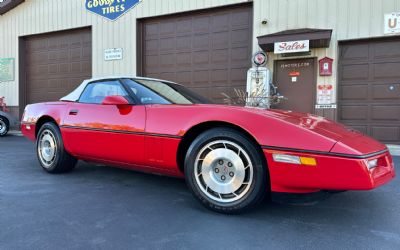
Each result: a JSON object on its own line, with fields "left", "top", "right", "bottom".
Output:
{"left": 79, "top": 80, "right": 128, "bottom": 104}
{"left": 122, "top": 79, "right": 212, "bottom": 105}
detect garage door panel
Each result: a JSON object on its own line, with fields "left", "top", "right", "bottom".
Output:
{"left": 340, "top": 85, "right": 368, "bottom": 100}
{"left": 212, "top": 32, "right": 229, "bottom": 50}
{"left": 371, "top": 106, "right": 400, "bottom": 120}
{"left": 340, "top": 44, "right": 369, "bottom": 61}
{"left": 212, "top": 14, "right": 229, "bottom": 32}
{"left": 373, "top": 62, "right": 400, "bottom": 79}
{"left": 340, "top": 105, "right": 368, "bottom": 120}
{"left": 372, "top": 84, "right": 400, "bottom": 99}
{"left": 339, "top": 38, "right": 400, "bottom": 144}
{"left": 25, "top": 28, "right": 92, "bottom": 105}
{"left": 371, "top": 127, "right": 400, "bottom": 142}
{"left": 193, "top": 16, "right": 210, "bottom": 33}
{"left": 340, "top": 64, "right": 369, "bottom": 81}
{"left": 374, "top": 40, "right": 400, "bottom": 59}
{"left": 231, "top": 9, "right": 251, "bottom": 27}
{"left": 177, "top": 18, "right": 191, "bottom": 34}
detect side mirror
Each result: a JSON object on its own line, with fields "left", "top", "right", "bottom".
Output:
{"left": 101, "top": 95, "right": 130, "bottom": 106}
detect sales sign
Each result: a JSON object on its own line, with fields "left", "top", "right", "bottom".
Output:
{"left": 0, "top": 58, "right": 15, "bottom": 81}
{"left": 86, "top": 0, "right": 142, "bottom": 21}
{"left": 274, "top": 40, "right": 309, "bottom": 54}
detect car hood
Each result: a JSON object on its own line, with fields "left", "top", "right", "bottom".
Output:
{"left": 242, "top": 107, "right": 387, "bottom": 155}
{"left": 196, "top": 105, "right": 387, "bottom": 156}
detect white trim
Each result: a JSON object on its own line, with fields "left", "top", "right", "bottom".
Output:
{"left": 60, "top": 76, "right": 180, "bottom": 102}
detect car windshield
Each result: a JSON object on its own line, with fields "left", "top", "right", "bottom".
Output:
{"left": 123, "top": 79, "right": 212, "bottom": 105}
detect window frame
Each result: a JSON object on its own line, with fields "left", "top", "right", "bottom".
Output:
{"left": 77, "top": 79, "right": 136, "bottom": 105}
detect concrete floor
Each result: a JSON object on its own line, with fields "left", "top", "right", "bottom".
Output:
{"left": 0, "top": 136, "right": 399, "bottom": 250}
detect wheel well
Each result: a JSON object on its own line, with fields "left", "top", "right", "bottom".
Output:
{"left": 176, "top": 121, "right": 265, "bottom": 174}
{"left": 0, "top": 115, "right": 9, "bottom": 125}
{"left": 35, "top": 116, "right": 57, "bottom": 138}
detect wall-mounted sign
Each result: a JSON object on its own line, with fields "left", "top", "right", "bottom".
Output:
{"left": 384, "top": 12, "right": 400, "bottom": 34}
{"left": 274, "top": 40, "right": 309, "bottom": 54}
{"left": 0, "top": 58, "right": 15, "bottom": 81}
{"left": 252, "top": 51, "right": 268, "bottom": 67}
{"left": 315, "top": 104, "right": 337, "bottom": 109}
{"left": 0, "top": 0, "right": 24, "bottom": 15}
{"left": 86, "top": 0, "right": 142, "bottom": 21}
{"left": 317, "top": 83, "right": 334, "bottom": 105}
{"left": 104, "top": 48, "right": 123, "bottom": 61}
{"left": 319, "top": 57, "right": 333, "bottom": 76}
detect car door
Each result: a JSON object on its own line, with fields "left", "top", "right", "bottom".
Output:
{"left": 61, "top": 80, "right": 146, "bottom": 166}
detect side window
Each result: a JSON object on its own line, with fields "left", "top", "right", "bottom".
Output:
{"left": 123, "top": 79, "right": 171, "bottom": 104}
{"left": 79, "top": 80, "right": 128, "bottom": 104}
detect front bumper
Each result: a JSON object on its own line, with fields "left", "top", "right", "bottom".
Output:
{"left": 263, "top": 148, "right": 395, "bottom": 193}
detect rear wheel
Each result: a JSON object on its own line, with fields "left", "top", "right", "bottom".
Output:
{"left": 36, "top": 122, "right": 77, "bottom": 173}
{"left": 185, "top": 128, "right": 268, "bottom": 213}
{"left": 0, "top": 116, "right": 9, "bottom": 137}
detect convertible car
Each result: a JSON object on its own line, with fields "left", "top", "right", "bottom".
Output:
{"left": 21, "top": 76, "right": 395, "bottom": 213}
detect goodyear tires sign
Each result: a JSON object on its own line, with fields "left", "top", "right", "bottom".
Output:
{"left": 86, "top": 0, "right": 142, "bottom": 21}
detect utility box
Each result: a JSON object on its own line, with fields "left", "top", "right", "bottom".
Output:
{"left": 319, "top": 57, "right": 333, "bottom": 76}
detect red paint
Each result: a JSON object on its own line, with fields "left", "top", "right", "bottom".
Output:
{"left": 21, "top": 101, "right": 395, "bottom": 193}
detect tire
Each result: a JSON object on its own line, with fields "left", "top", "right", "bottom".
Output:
{"left": 184, "top": 128, "right": 268, "bottom": 214}
{"left": 0, "top": 116, "right": 9, "bottom": 137}
{"left": 36, "top": 122, "right": 77, "bottom": 173}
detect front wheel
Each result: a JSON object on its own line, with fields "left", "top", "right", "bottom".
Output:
{"left": 0, "top": 116, "right": 9, "bottom": 137}
{"left": 36, "top": 122, "right": 77, "bottom": 173}
{"left": 185, "top": 128, "right": 269, "bottom": 213}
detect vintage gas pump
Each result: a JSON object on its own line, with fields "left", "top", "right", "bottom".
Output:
{"left": 246, "top": 51, "right": 274, "bottom": 108}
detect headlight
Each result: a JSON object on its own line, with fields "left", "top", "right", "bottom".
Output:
{"left": 365, "top": 159, "right": 378, "bottom": 170}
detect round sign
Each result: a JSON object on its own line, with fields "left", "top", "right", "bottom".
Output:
{"left": 252, "top": 51, "right": 268, "bottom": 66}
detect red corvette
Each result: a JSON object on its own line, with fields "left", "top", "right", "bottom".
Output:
{"left": 21, "top": 77, "right": 395, "bottom": 213}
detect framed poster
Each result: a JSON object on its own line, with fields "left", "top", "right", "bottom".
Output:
{"left": 0, "top": 58, "right": 15, "bottom": 81}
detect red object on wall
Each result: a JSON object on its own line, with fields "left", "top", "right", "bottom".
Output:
{"left": 0, "top": 97, "right": 9, "bottom": 112}
{"left": 319, "top": 57, "right": 333, "bottom": 76}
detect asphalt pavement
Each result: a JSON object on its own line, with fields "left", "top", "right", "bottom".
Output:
{"left": 1, "top": 136, "right": 399, "bottom": 250}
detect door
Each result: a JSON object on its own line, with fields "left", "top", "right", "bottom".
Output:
{"left": 273, "top": 58, "right": 317, "bottom": 114}
{"left": 62, "top": 80, "right": 146, "bottom": 165}
{"left": 338, "top": 38, "right": 400, "bottom": 144}
{"left": 140, "top": 3, "right": 253, "bottom": 103}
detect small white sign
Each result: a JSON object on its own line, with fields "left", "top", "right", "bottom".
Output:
{"left": 384, "top": 12, "right": 400, "bottom": 34}
{"left": 315, "top": 104, "right": 337, "bottom": 109}
{"left": 104, "top": 48, "right": 123, "bottom": 61}
{"left": 274, "top": 40, "right": 309, "bottom": 54}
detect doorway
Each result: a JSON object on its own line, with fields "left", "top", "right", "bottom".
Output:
{"left": 273, "top": 58, "right": 317, "bottom": 114}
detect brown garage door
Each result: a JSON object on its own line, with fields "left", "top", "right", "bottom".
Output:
{"left": 140, "top": 4, "right": 252, "bottom": 103}
{"left": 24, "top": 28, "right": 92, "bottom": 105}
{"left": 338, "top": 37, "right": 400, "bottom": 144}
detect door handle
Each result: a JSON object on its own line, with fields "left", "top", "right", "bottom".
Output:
{"left": 69, "top": 109, "right": 79, "bottom": 115}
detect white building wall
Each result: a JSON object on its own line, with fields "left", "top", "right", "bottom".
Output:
{"left": 1, "top": 0, "right": 400, "bottom": 106}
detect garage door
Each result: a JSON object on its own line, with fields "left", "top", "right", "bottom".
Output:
{"left": 141, "top": 4, "right": 252, "bottom": 103}
{"left": 24, "top": 28, "right": 92, "bottom": 104}
{"left": 338, "top": 37, "right": 400, "bottom": 144}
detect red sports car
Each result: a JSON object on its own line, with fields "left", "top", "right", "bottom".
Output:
{"left": 21, "top": 77, "right": 395, "bottom": 213}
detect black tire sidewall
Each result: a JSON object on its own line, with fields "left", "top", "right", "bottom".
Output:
{"left": 0, "top": 116, "right": 9, "bottom": 137}
{"left": 36, "top": 122, "right": 69, "bottom": 172}
{"left": 185, "top": 128, "right": 268, "bottom": 213}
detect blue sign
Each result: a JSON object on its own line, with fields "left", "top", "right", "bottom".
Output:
{"left": 86, "top": 0, "right": 142, "bottom": 21}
